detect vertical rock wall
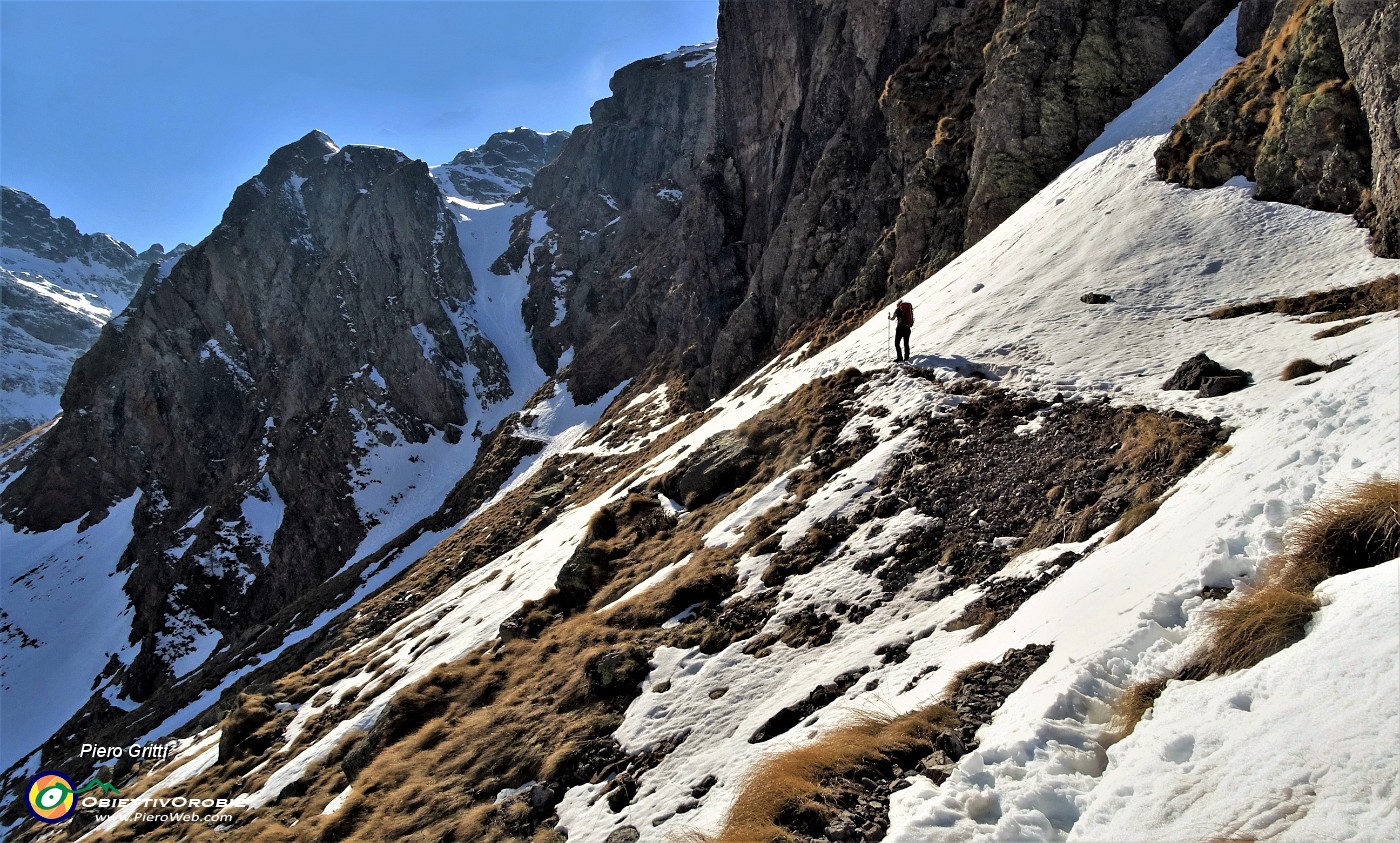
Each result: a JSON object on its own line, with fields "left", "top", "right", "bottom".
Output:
{"left": 532, "top": 0, "right": 1237, "bottom": 404}
{"left": 1158, "top": 0, "right": 1398, "bottom": 257}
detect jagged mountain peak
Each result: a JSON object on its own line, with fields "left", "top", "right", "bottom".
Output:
{"left": 1, "top": 186, "right": 139, "bottom": 266}
{"left": 448, "top": 127, "right": 570, "bottom": 168}
{"left": 437, "top": 127, "right": 571, "bottom": 203}
{"left": 289, "top": 128, "right": 340, "bottom": 157}
{"left": 256, "top": 129, "right": 345, "bottom": 183}
{"left": 221, "top": 132, "right": 429, "bottom": 240}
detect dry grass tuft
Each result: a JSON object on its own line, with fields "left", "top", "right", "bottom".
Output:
{"left": 1183, "top": 478, "right": 1398, "bottom": 679}
{"left": 1311, "top": 318, "right": 1369, "bottom": 339}
{"left": 1208, "top": 275, "right": 1397, "bottom": 322}
{"left": 1110, "top": 677, "right": 1169, "bottom": 739}
{"left": 706, "top": 706, "right": 958, "bottom": 843}
{"left": 1287, "top": 477, "right": 1399, "bottom": 577}
{"left": 1107, "top": 500, "right": 1162, "bottom": 542}
{"left": 217, "top": 694, "right": 280, "bottom": 763}
{"left": 1185, "top": 575, "right": 1319, "bottom": 678}
{"left": 1279, "top": 358, "right": 1325, "bottom": 380}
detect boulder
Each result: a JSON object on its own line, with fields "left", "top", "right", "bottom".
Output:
{"left": 659, "top": 431, "right": 755, "bottom": 508}
{"left": 1163, "top": 353, "right": 1253, "bottom": 396}
{"left": 586, "top": 647, "right": 650, "bottom": 698}
{"left": 1201, "top": 373, "right": 1253, "bottom": 396}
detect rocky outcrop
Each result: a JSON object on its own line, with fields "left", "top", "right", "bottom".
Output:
{"left": 1156, "top": 0, "right": 1371, "bottom": 212}
{"left": 1, "top": 131, "right": 509, "bottom": 700}
{"left": 522, "top": 1, "right": 1235, "bottom": 405}
{"left": 1164, "top": 352, "right": 1253, "bottom": 396}
{"left": 508, "top": 43, "right": 719, "bottom": 393}
{"left": 435, "top": 127, "right": 570, "bottom": 202}
{"left": 1158, "top": 0, "right": 1398, "bottom": 256}
{"left": 0, "top": 187, "right": 187, "bottom": 439}
{"left": 1333, "top": 0, "right": 1400, "bottom": 256}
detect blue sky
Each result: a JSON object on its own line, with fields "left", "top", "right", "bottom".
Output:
{"left": 1, "top": 1, "right": 717, "bottom": 249}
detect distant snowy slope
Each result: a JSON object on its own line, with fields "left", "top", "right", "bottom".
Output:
{"left": 0, "top": 187, "right": 185, "bottom": 439}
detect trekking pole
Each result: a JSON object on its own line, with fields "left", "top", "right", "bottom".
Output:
{"left": 886, "top": 314, "right": 892, "bottom": 361}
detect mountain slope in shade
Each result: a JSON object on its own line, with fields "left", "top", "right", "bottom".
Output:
{"left": 0, "top": 130, "right": 521, "bottom": 738}
{"left": 0, "top": 187, "right": 187, "bottom": 440}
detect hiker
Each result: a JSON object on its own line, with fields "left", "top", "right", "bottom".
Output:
{"left": 889, "top": 300, "right": 913, "bottom": 362}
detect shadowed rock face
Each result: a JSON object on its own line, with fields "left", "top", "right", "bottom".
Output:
{"left": 1158, "top": 0, "right": 1398, "bottom": 257}
{"left": 508, "top": 45, "right": 719, "bottom": 391}
{"left": 1, "top": 130, "right": 509, "bottom": 699}
{"left": 1334, "top": 0, "right": 1400, "bottom": 256}
{"left": 521, "top": 1, "right": 1235, "bottom": 405}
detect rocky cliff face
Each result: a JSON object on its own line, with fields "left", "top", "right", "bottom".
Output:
{"left": 1333, "top": 0, "right": 1399, "bottom": 257}
{"left": 0, "top": 187, "right": 186, "bottom": 440}
{"left": 436, "top": 127, "right": 571, "bottom": 203}
{"left": 502, "top": 43, "right": 719, "bottom": 396}
{"left": 1, "top": 131, "right": 511, "bottom": 700}
{"left": 704, "top": 0, "right": 1233, "bottom": 379}
{"left": 521, "top": 1, "right": 1236, "bottom": 405}
{"left": 1158, "top": 0, "right": 1398, "bottom": 256}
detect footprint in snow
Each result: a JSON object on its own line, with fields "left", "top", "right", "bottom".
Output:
{"left": 1163, "top": 734, "right": 1195, "bottom": 763}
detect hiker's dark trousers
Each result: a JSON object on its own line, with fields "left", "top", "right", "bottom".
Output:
{"left": 894, "top": 324, "right": 911, "bottom": 361}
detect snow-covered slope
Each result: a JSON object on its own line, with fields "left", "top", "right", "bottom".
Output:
{"left": 44, "top": 13, "right": 1397, "bottom": 843}
{"left": 0, "top": 187, "right": 185, "bottom": 440}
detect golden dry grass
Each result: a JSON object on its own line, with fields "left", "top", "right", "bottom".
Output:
{"left": 1183, "top": 478, "right": 1397, "bottom": 679}
{"left": 1208, "top": 275, "right": 1398, "bottom": 322}
{"left": 1110, "top": 677, "right": 1169, "bottom": 740}
{"left": 1279, "top": 358, "right": 1325, "bottom": 380}
{"left": 1183, "top": 564, "right": 1320, "bottom": 678}
{"left": 703, "top": 706, "right": 958, "bottom": 843}
{"left": 1287, "top": 477, "right": 1399, "bottom": 577}
{"left": 1312, "top": 318, "right": 1369, "bottom": 339}
{"left": 1107, "top": 500, "right": 1162, "bottom": 542}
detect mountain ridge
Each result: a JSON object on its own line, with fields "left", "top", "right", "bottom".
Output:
{"left": 0, "top": 186, "right": 188, "bottom": 440}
